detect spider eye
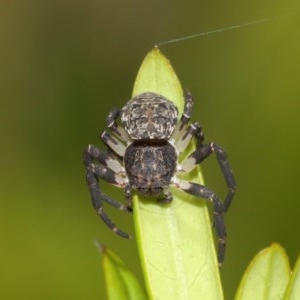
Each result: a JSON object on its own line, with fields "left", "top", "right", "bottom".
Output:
{"left": 155, "top": 106, "right": 166, "bottom": 114}
{"left": 132, "top": 107, "right": 144, "bottom": 117}
{"left": 136, "top": 117, "right": 148, "bottom": 126}
{"left": 153, "top": 117, "right": 164, "bottom": 124}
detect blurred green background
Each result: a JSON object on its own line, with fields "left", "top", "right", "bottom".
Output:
{"left": 1, "top": 1, "right": 300, "bottom": 299}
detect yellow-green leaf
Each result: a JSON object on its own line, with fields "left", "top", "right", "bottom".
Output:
{"left": 235, "top": 243, "right": 291, "bottom": 300}
{"left": 132, "top": 47, "right": 223, "bottom": 300}
{"left": 101, "top": 244, "right": 147, "bottom": 300}
{"left": 284, "top": 253, "right": 300, "bottom": 300}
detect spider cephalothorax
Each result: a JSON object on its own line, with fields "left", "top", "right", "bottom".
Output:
{"left": 121, "top": 92, "right": 178, "bottom": 139}
{"left": 83, "top": 91, "right": 236, "bottom": 265}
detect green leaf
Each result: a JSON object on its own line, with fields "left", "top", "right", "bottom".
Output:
{"left": 284, "top": 253, "right": 300, "bottom": 300}
{"left": 235, "top": 243, "right": 291, "bottom": 300}
{"left": 100, "top": 243, "right": 148, "bottom": 300}
{"left": 132, "top": 47, "right": 224, "bottom": 300}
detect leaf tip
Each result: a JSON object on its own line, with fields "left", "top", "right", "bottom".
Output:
{"left": 94, "top": 239, "right": 106, "bottom": 254}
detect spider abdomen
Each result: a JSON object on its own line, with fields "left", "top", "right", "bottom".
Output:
{"left": 124, "top": 141, "right": 177, "bottom": 196}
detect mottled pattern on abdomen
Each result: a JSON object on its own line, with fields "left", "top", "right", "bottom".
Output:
{"left": 124, "top": 141, "right": 177, "bottom": 196}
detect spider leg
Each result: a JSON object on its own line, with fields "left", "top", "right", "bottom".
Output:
{"left": 124, "top": 184, "right": 133, "bottom": 211}
{"left": 84, "top": 144, "right": 124, "bottom": 174}
{"left": 172, "top": 91, "right": 197, "bottom": 141}
{"left": 181, "top": 142, "right": 236, "bottom": 212}
{"left": 174, "top": 178, "right": 226, "bottom": 266}
{"left": 175, "top": 122, "right": 204, "bottom": 154}
{"left": 156, "top": 187, "right": 173, "bottom": 204}
{"left": 83, "top": 146, "right": 130, "bottom": 239}
{"left": 179, "top": 90, "right": 194, "bottom": 125}
{"left": 107, "top": 108, "right": 131, "bottom": 143}
{"left": 171, "top": 91, "right": 204, "bottom": 153}
{"left": 163, "top": 187, "right": 173, "bottom": 203}
{"left": 101, "top": 131, "right": 126, "bottom": 157}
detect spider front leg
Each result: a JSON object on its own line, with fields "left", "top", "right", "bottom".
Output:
{"left": 106, "top": 107, "right": 131, "bottom": 143}
{"left": 174, "top": 178, "right": 226, "bottom": 266}
{"left": 175, "top": 122, "right": 204, "bottom": 154}
{"left": 83, "top": 145, "right": 131, "bottom": 239}
{"left": 172, "top": 91, "right": 194, "bottom": 142}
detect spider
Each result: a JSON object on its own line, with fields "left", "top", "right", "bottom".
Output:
{"left": 83, "top": 91, "right": 236, "bottom": 265}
